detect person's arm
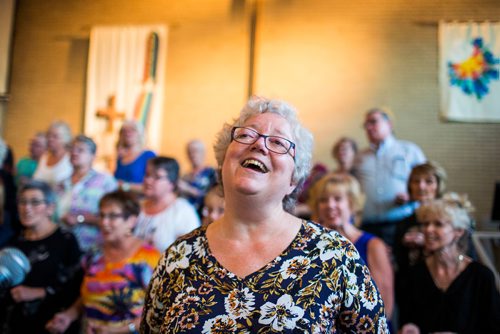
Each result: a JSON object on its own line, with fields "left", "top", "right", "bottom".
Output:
{"left": 45, "top": 298, "right": 83, "bottom": 334}
{"left": 367, "top": 237, "right": 395, "bottom": 319}
{"left": 10, "top": 285, "right": 46, "bottom": 302}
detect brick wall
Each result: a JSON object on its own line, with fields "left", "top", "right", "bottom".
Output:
{"left": 4, "top": 0, "right": 500, "bottom": 228}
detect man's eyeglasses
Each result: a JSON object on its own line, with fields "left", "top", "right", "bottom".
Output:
{"left": 19, "top": 199, "right": 46, "bottom": 207}
{"left": 231, "top": 127, "right": 296, "bottom": 158}
{"left": 99, "top": 213, "right": 126, "bottom": 220}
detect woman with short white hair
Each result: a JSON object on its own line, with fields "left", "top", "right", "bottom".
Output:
{"left": 141, "top": 96, "right": 387, "bottom": 333}
{"left": 33, "top": 121, "right": 73, "bottom": 188}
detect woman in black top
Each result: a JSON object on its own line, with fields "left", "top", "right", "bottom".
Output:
{"left": 0, "top": 180, "right": 82, "bottom": 334}
{"left": 399, "top": 193, "right": 500, "bottom": 334}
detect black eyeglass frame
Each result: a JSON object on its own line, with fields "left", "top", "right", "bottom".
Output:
{"left": 231, "top": 126, "right": 296, "bottom": 159}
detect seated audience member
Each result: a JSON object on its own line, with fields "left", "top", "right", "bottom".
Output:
{"left": 45, "top": 190, "right": 161, "bottom": 334}
{"left": 201, "top": 184, "right": 225, "bottom": 226}
{"left": 141, "top": 96, "right": 387, "bottom": 333}
{"left": 178, "top": 139, "right": 217, "bottom": 214}
{"left": 114, "top": 120, "right": 156, "bottom": 193}
{"left": 33, "top": 121, "right": 73, "bottom": 188}
{"left": 134, "top": 157, "right": 200, "bottom": 252}
{"left": 309, "top": 173, "right": 395, "bottom": 326}
{"left": 0, "top": 180, "right": 82, "bottom": 334}
{"left": 332, "top": 136, "right": 358, "bottom": 175}
{"left": 57, "top": 135, "right": 118, "bottom": 254}
{"left": 399, "top": 193, "right": 500, "bottom": 334}
{"left": 15, "top": 132, "right": 47, "bottom": 187}
{"left": 393, "top": 162, "right": 446, "bottom": 307}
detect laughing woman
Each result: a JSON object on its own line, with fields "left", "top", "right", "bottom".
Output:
{"left": 141, "top": 96, "right": 387, "bottom": 333}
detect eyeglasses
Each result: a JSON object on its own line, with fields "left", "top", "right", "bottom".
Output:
{"left": 19, "top": 199, "right": 46, "bottom": 207}
{"left": 99, "top": 212, "right": 126, "bottom": 220}
{"left": 231, "top": 127, "right": 296, "bottom": 157}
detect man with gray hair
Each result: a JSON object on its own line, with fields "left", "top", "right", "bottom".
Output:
{"left": 353, "top": 107, "right": 426, "bottom": 247}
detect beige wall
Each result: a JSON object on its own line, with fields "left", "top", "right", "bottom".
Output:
{"left": 4, "top": 0, "right": 500, "bottom": 228}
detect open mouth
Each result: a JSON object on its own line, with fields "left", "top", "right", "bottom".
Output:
{"left": 241, "top": 159, "right": 269, "bottom": 173}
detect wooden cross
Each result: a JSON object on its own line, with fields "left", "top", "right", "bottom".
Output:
{"left": 96, "top": 95, "right": 125, "bottom": 133}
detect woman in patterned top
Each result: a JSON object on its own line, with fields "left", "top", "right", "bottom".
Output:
{"left": 45, "top": 190, "right": 161, "bottom": 334}
{"left": 57, "top": 135, "right": 118, "bottom": 254}
{"left": 141, "top": 96, "right": 388, "bottom": 333}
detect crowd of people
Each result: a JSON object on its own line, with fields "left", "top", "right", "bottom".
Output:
{"left": 0, "top": 97, "right": 498, "bottom": 333}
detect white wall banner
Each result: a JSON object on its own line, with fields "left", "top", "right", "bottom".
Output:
{"left": 439, "top": 21, "right": 500, "bottom": 122}
{"left": 85, "top": 25, "right": 167, "bottom": 171}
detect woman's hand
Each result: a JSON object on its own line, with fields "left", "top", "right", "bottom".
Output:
{"left": 10, "top": 285, "right": 45, "bottom": 302}
{"left": 402, "top": 231, "right": 424, "bottom": 247}
{"left": 45, "top": 311, "right": 74, "bottom": 334}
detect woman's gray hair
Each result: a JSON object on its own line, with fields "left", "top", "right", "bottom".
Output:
{"left": 18, "top": 180, "right": 57, "bottom": 205}
{"left": 73, "top": 135, "right": 97, "bottom": 155}
{"left": 49, "top": 121, "right": 73, "bottom": 148}
{"left": 213, "top": 96, "right": 314, "bottom": 213}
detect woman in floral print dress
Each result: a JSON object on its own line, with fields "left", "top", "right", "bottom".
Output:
{"left": 141, "top": 96, "right": 388, "bottom": 333}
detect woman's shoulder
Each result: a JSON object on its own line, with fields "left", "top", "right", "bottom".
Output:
{"left": 136, "top": 242, "right": 161, "bottom": 257}
{"left": 465, "top": 260, "right": 497, "bottom": 280}
{"left": 301, "top": 220, "right": 358, "bottom": 258}
{"left": 366, "top": 233, "right": 387, "bottom": 250}
{"left": 86, "top": 169, "right": 118, "bottom": 187}
{"left": 304, "top": 220, "right": 348, "bottom": 242}
{"left": 172, "top": 197, "right": 197, "bottom": 210}
{"left": 165, "top": 225, "right": 205, "bottom": 249}
{"left": 140, "top": 150, "right": 156, "bottom": 159}
{"left": 133, "top": 242, "right": 162, "bottom": 264}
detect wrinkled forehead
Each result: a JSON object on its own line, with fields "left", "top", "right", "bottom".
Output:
{"left": 242, "top": 112, "right": 293, "bottom": 138}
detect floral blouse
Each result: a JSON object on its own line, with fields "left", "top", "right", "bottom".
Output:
{"left": 141, "top": 221, "right": 388, "bottom": 333}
